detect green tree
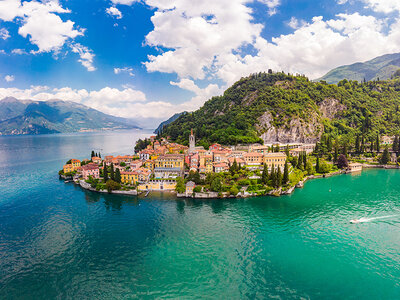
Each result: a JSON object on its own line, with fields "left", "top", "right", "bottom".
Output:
{"left": 91, "top": 150, "right": 95, "bottom": 158}
{"left": 334, "top": 143, "right": 339, "bottom": 162}
{"left": 302, "top": 152, "right": 307, "bottom": 169}
{"left": 229, "top": 185, "right": 239, "bottom": 196}
{"left": 115, "top": 168, "right": 121, "bottom": 183}
{"left": 262, "top": 163, "right": 268, "bottom": 184}
{"left": 285, "top": 145, "right": 290, "bottom": 157}
{"left": 380, "top": 146, "right": 391, "bottom": 164}
{"left": 230, "top": 159, "right": 238, "bottom": 174}
{"left": 306, "top": 160, "right": 314, "bottom": 175}
{"left": 175, "top": 177, "right": 186, "bottom": 193}
{"left": 355, "top": 135, "right": 360, "bottom": 153}
{"left": 337, "top": 154, "right": 349, "bottom": 169}
{"left": 276, "top": 166, "right": 282, "bottom": 188}
{"left": 283, "top": 160, "right": 289, "bottom": 185}
{"left": 103, "top": 162, "right": 108, "bottom": 182}
{"left": 110, "top": 163, "right": 115, "bottom": 181}
{"left": 269, "top": 164, "right": 276, "bottom": 187}
{"left": 106, "top": 179, "right": 120, "bottom": 193}
{"left": 211, "top": 177, "right": 222, "bottom": 192}
{"left": 393, "top": 135, "right": 399, "bottom": 153}
{"left": 316, "top": 156, "right": 320, "bottom": 173}
{"left": 376, "top": 134, "right": 380, "bottom": 152}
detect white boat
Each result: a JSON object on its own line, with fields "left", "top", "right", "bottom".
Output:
{"left": 350, "top": 219, "right": 361, "bottom": 224}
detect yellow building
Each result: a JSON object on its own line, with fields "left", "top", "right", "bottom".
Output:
{"left": 138, "top": 180, "right": 177, "bottom": 191}
{"left": 154, "top": 154, "right": 184, "bottom": 169}
{"left": 121, "top": 171, "right": 138, "bottom": 185}
{"left": 70, "top": 159, "right": 81, "bottom": 169}
{"left": 263, "top": 152, "right": 286, "bottom": 169}
{"left": 243, "top": 152, "right": 263, "bottom": 166}
{"left": 144, "top": 160, "right": 155, "bottom": 171}
{"left": 63, "top": 164, "right": 74, "bottom": 174}
{"left": 204, "top": 155, "right": 213, "bottom": 173}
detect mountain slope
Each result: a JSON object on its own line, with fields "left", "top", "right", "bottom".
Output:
{"left": 0, "top": 97, "right": 140, "bottom": 135}
{"left": 318, "top": 53, "right": 400, "bottom": 84}
{"left": 154, "top": 112, "right": 187, "bottom": 134}
{"left": 161, "top": 72, "right": 400, "bottom": 146}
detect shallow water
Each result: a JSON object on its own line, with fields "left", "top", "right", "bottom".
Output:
{"left": 1, "top": 131, "right": 400, "bottom": 299}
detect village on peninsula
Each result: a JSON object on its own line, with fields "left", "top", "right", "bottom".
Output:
{"left": 59, "top": 130, "right": 400, "bottom": 198}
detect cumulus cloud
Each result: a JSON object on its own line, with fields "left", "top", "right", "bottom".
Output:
{"left": 70, "top": 43, "right": 96, "bottom": 72}
{"left": 0, "top": 28, "right": 10, "bottom": 40}
{"left": 4, "top": 75, "right": 15, "bottom": 82}
{"left": 114, "top": 67, "right": 134, "bottom": 76}
{"left": 287, "top": 17, "right": 306, "bottom": 29}
{"left": 259, "top": 0, "right": 281, "bottom": 16}
{"left": 0, "top": 0, "right": 95, "bottom": 71}
{"left": 106, "top": 6, "right": 122, "bottom": 19}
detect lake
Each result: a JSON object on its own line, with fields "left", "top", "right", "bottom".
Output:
{"left": 1, "top": 130, "right": 400, "bottom": 299}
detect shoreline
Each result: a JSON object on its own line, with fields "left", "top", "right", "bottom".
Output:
{"left": 64, "top": 163, "right": 400, "bottom": 199}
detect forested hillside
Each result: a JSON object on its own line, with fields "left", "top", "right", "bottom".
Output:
{"left": 161, "top": 72, "right": 400, "bottom": 147}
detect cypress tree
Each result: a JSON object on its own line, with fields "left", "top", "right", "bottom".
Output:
{"left": 269, "top": 164, "right": 275, "bottom": 186}
{"left": 91, "top": 150, "right": 95, "bottom": 158}
{"left": 283, "top": 160, "right": 289, "bottom": 185}
{"left": 334, "top": 144, "right": 338, "bottom": 162}
{"left": 285, "top": 145, "right": 290, "bottom": 157}
{"left": 376, "top": 135, "right": 380, "bottom": 152}
{"left": 303, "top": 152, "right": 307, "bottom": 169}
{"left": 355, "top": 135, "right": 360, "bottom": 153}
{"left": 393, "top": 136, "right": 399, "bottom": 153}
{"left": 115, "top": 168, "right": 121, "bottom": 183}
{"left": 297, "top": 153, "right": 303, "bottom": 169}
{"left": 262, "top": 163, "right": 268, "bottom": 184}
{"left": 110, "top": 163, "right": 115, "bottom": 181}
{"left": 103, "top": 162, "right": 108, "bottom": 182}
{"left": 370, "top": 140, "right": 374, "bottom": 152}
{"left": 276, "top": 166, "right": 282, "bottom": 188}
{"left": 99, "top": 152, "right": 101, "bottom": 158}
{"left": 343, "top": 142, "right": 348, "bottom": 157}
{"left": 380, "top": 146, "right": 391, "bottom": 164}
{"left": 316, "top": 156, "right": 320, "bottom": 173}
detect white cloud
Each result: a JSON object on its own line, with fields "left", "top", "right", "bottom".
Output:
{"left": 114, "top": 67, "right": 134, "bottom": 76}
{"left": 287, "top": 17, "right": 306, "bottom": 29}
{"left": 0, "top": 0, "right": 95, "bottom": 71}
{"left": 0, "top": 28, "right": 10, "bottom": 40}
{"left": 111, "top": 0, "right": 137, "bottom": 5}
{"left": 106, "top": 6, "right": 122, "bottom": 19}
{"left": 4, "top": 75, "right": 15, "bottom": 82}
{"left": 259, "top": 0, "right": 281, "bottom": 16}
{"left": 11, "top": 48, "right": 27, "bottom": 55}
{"left": 70, "top": 43, "right": 96, "bottom": 72}
{"left": 341, "top": 0, "right": 400, "bottom": 13}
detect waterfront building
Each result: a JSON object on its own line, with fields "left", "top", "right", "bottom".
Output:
{"left": 63, "top": 164, "right": 74, "bottom": 174}
{"left": 81, "top": 164, "right": 100, "bottom": 180}
{"left": 137, "top": 180, "right": 177, "bottom": 191}
{"left": 121, "top": 171, "right": 138, "bottom": 185}
{"left": 381, "top": 135, "right": 394, "bottom": 145}
{"left": 264, "top": 152, "right": 286, "bottom": 170}
{"left": 347, "top": 163, "right": 363, "bottom": 173}
{"left": 71, "top": 159, "right": 81, "bottom": 169}
{"left": 136, "top": 168, "right": 151, "bottom": 182}
{"left": 186, "top": 181, "right": 195, "bottom": 195}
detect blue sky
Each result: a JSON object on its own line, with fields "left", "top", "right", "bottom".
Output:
{"left": 0, "top": 0, "right": 399, "bottom": 127}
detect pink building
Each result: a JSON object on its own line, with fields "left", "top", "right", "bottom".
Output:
{"left": 81, "top": 163, "right": 100, "bottom": 180}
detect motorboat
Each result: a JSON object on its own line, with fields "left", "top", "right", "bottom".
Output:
{"left": 350, "top": 219, "right": 361, "bottom": 224}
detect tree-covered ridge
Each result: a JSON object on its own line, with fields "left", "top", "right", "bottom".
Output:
{"left": 161, "top": 71, "right": 400, "bottom": 146}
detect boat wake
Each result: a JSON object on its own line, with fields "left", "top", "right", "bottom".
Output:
{"left": 350, "top": 215, "right": 399, "bottom": 224}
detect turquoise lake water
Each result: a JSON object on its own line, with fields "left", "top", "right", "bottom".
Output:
{"left": 1, "top": 131, "right": 400, "bottom": 299}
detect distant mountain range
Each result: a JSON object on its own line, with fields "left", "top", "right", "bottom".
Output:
{"left": 0, "top": 97, "right": 140, "bottom": 135}
{"left": 318, "top": 53, "right": 400, "bottom": 84}
{"left": 154, "top": 112, "right": 187, "bottom": 134}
